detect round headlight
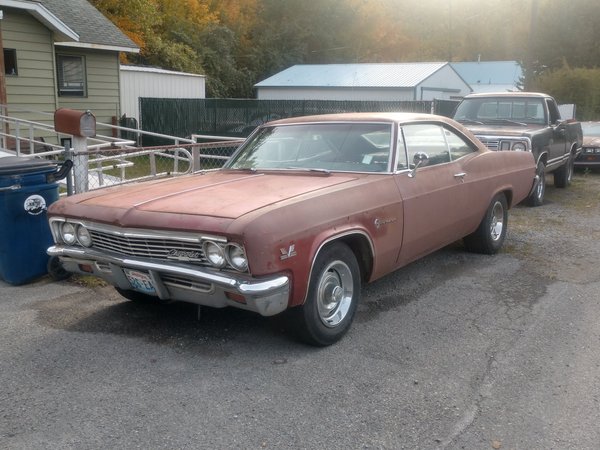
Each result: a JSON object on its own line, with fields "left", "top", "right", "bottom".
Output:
{"left": 226, "top": 243, "right": 248, "bottom": 272}
{"left": 203, "top": 241, "right": 226, "bottom": 268}
{"left": 61, "top": 222, "right": 77, "bottom": 245}
{"left": 512, "top": 142, "right": 527, "bottom": 152}
{"left": 76, "top": 225, "right": 93, "bottom": 247}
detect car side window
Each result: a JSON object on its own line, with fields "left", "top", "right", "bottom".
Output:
{"left": 402, "top": 124, "right": 450, "bottom": 167}
{"left": 443, "top": 127, "right": 477, "bottom": 161}
{"left": 396, "top": 126, "right": 408, "bottom": 170}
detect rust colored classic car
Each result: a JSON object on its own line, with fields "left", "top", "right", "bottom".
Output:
{"left": 575, "top": 121, "right": 600, "bottom": 168}
{"left": 47, "top": 113, "right": 537, "bottom": 345}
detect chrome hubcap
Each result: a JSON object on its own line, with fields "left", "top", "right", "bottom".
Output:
{"left": 490, "top": 201, "right": 504, "bottom": 241}
{"left": 317, "top": 261, "right": 353, "bottom": 327}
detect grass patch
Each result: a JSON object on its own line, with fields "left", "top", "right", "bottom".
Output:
{"left": 69, "top": 274, "right": 108, "bottom": 288}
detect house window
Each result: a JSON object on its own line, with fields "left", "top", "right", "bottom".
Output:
{"left": 56, "top": 54, "right": 86, "bottom": 97}
{"left": 4, "top": 49, "right": 17, "bottom": 76}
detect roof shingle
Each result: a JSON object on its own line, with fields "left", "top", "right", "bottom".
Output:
{"left": 38, "top": 0, "right": 138, "bottom": 50}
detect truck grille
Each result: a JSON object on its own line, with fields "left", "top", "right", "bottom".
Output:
{"left": 475, "top": 136, "right": 499, "bottom": 150}
{"left": 89, "top": 230, "right": 207, "bottom": 264}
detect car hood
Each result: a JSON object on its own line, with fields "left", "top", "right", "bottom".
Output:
{"left": 583, "top": 136, "right": 600, "bottom": 147}
{"left": 52, "top": 170, "right": 360, "bottom": 222}
{"left": 462, "top": 124, "right": 545, "bottom": 136}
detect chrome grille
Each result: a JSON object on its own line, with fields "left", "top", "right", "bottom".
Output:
{"left": 89, "top": 230, "right": 207, "bottom": 264}
{"left": 476, "top": 136, "right": 499, "bottom": 150}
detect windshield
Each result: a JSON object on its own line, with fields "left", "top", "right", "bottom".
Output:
{"left": 226, "top": 122, "right": 393, "bottom": 173}
{"left": 582, "top": 122, "right": 600, "bottom": 137}
{"left": 455, "top": 97, "right": 547, "bottom": 125}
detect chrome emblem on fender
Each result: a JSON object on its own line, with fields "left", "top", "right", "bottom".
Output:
{"left": 280, "top": 244, "right": 297, "bottom": 260}
{"left": 374, "top": 217, "right": 397, "bottom": 229}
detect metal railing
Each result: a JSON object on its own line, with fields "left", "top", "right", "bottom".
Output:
{"left": 0, "top": 106, "right": 244, "bottom": 194}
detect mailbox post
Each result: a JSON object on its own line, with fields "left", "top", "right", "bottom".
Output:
{"left": 54, "top": 109, "right": 96, "bottom": 193}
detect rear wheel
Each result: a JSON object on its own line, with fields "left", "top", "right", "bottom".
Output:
{"left": 464, "top": 193, "right": 508, "bottom": 255}
{"left": 290, "top": 243, "right": 361, "bottom": 346}
{"left": 553, "top": 153, "right": 574, "bottom": 188}
{"left": 526, "top": 161, "right": 545, "bottom": 207}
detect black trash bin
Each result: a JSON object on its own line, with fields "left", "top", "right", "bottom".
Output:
{"left": 0, "top": 156, "right": 71, "bottom": 285}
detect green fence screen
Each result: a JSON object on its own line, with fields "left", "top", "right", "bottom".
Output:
{"left": 138, "top": 98, "right": 459, "bottom": 145}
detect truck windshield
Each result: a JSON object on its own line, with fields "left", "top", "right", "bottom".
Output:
{"left": 455, "top": 98, "right": 547, "bottom": 125}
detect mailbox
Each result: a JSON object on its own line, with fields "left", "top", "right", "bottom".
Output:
{"left": 54, "top": 108, "right": 96, "bottom": 137}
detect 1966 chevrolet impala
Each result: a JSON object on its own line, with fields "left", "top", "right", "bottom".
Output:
{"left": 47, "top": 113, "right": 537, "bottom": 345}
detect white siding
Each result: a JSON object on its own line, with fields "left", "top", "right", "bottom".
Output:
{"left": 257, "top": 87, "right": 415, "bottom": 101}
{"left": 119, "top": 67, "right": 206, "bottom": 121}
{"left": 415, "top": 65, "right": 472, "bottom": 100}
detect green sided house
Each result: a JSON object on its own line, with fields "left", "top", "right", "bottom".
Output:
{"left": 1, "top": 0, "right": 138, "bottom": 144}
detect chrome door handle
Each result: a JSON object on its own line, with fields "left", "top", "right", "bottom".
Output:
{"left": 454, "top": 172, "right": 466, "bottom": 182}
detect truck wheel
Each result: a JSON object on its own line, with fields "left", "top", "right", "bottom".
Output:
{"left": 290, "top": 242, "right": 360, "bottom": 346}
{"left": 526, "top": 161, "right": 545, "bottom": 207}
{"left": 464, "top": 193, "right": 508, "bottom": 255}
{"left": 553, "top": 153, "right": 574, "bottom": 188}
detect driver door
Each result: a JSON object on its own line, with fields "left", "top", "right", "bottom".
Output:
{"left": 394, "top": 123, "right": 478, "bottom": 266}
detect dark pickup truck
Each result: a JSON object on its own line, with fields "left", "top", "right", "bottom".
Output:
{"left": 453, "top": 92, "right": 583, "bottom": 206}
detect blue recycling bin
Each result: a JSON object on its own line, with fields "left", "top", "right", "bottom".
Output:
{"left": 0, "top": 156, "right": 71, "bottom": 285}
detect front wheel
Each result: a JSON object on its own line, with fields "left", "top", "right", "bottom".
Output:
{"left": 526, "top": 161, "right": 545, "bottom": 207}
{"left": 464, "top": 193, "right": 508, "bottom": 255}
{"left": 289, "top": 243, "right": 361, "bottom": 346}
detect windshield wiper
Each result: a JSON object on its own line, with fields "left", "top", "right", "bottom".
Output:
{"left": 286, "top": 167, "right": 331, "bottom": 174}
{"left": 485, "top": 118, "right": 527, "bottom": 126}
{"left": 228, "top": 166, "right": 257, "bottom": 172}
{"left": 457, "top": 118, "right": 484, "bottom": 125}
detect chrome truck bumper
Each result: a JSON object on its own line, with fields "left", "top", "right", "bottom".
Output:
{"left": 47, "top": 245, "right": 290, "bottom": 316}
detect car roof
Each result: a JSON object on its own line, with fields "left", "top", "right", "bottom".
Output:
{"left": 265, "top": 112, "right": 453, "bottom": 126}
{"left": 463, "top": 92, "right": 551, "bottom": 99}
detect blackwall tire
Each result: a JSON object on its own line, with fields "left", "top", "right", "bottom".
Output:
{"left": 554, "top": 154, "right": 574, "bottom": 188}
{"left": 464, "top": 193, "right": 508, "bottom": 255}
{"left": 526, "top": 161, "right": 546, "bottom": 207}
{"left": 47, "top": 256, "right": 71, "bottom": 281}
{"left": 290, "top": 242, "right": 361, "bottom": 346}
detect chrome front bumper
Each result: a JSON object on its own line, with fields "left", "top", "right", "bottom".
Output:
{"left": 47, "top": 245, "right": 290, "bottom": 316}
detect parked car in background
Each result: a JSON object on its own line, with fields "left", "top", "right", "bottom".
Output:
{"left": 47, "top": 113, "right": 536, "bottom": 346}
{"left": 453, "top": 92, "right": 582, "bottom": 206}
{"left": 575, "top": 121, "right": 600, "bottom": 169}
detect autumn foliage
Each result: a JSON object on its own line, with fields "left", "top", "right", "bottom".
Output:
{"left": 90, "top": 0, "right": 600, "bottom": 114}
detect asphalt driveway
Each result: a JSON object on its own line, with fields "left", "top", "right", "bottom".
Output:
{"left": 1, "top": 171, "right": 599, "bottom": 449}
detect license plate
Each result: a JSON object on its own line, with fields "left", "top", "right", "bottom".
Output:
{"left": 124, "top": 269, "right": 156, "bottom": 295}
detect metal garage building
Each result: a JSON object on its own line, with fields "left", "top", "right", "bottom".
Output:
{"left": 255, "top": 63, "right": 472, "bottom": 102}
{"left": 119, "top": 65, "right": 206, "bottom": 123}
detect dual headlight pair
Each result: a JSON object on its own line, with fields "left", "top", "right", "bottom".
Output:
{"left": 203, "top": 241, "right": 248, "bottom": 272}
{"left": 59, "top": 222, "right": 92, "bottom": 247}
{"left": 55, "top": 220, "right": 249, "bottom": 273}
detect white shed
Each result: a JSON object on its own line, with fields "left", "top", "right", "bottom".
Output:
{"left": 255, "top": 63, "right": 472, "bottom": 101}
{"left": 119, "top": 65, "right": 206, "bottom": 122}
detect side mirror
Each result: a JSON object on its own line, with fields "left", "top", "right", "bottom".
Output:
{"left": 408, "top": 152, "right": 429, "bottom": 178}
